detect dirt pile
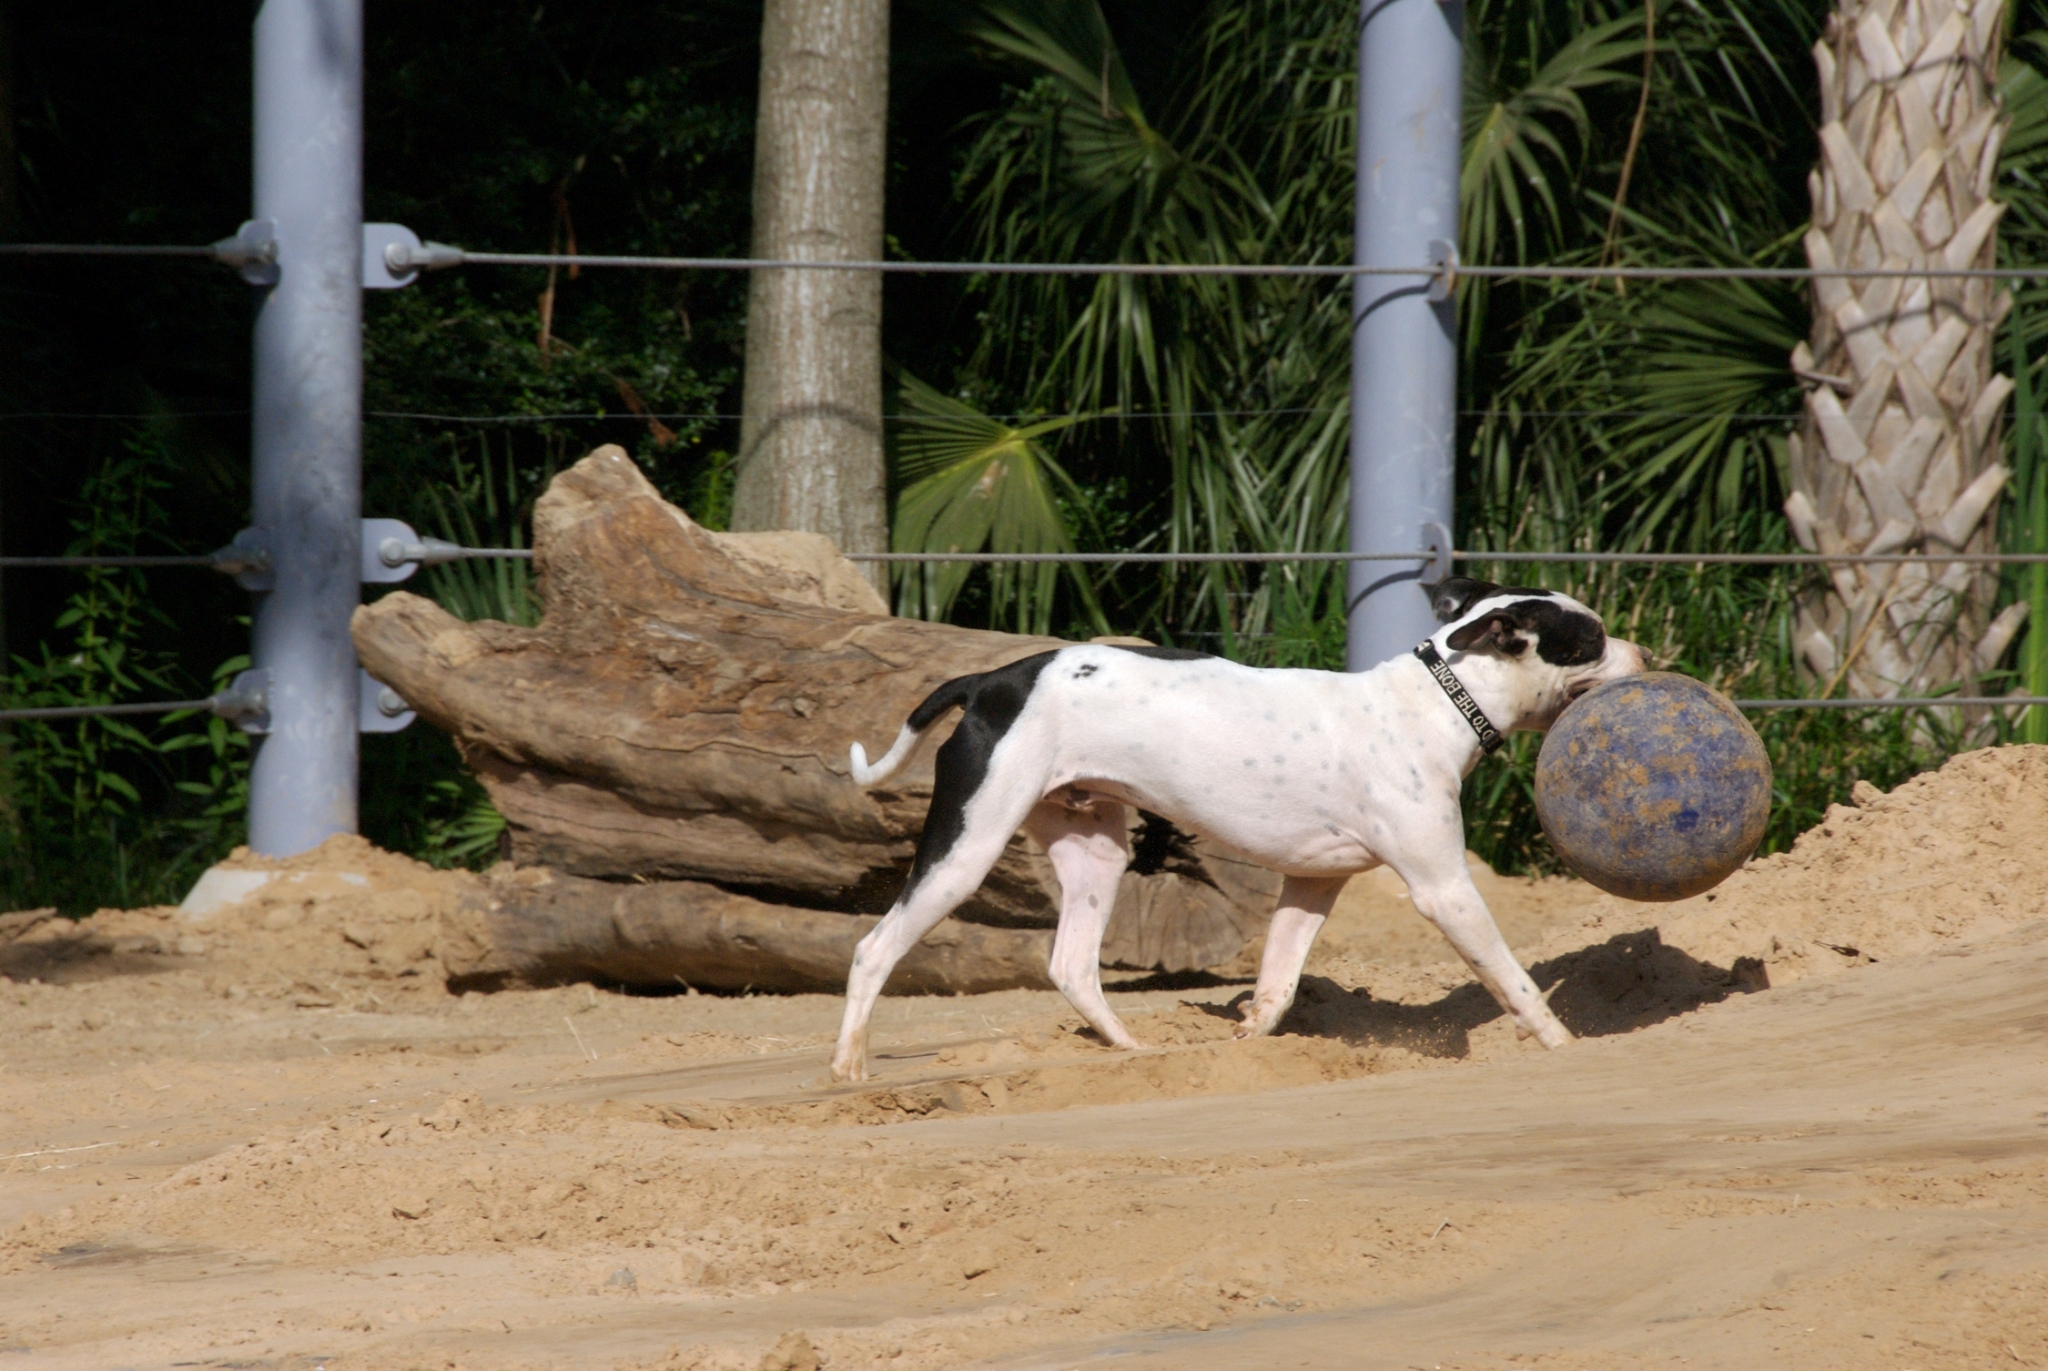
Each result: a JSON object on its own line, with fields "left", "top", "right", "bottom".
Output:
{"left": 2, "top": 835, "right": 476, "bottom": 1003}
{"left": 2, "top": 747, "right": 2047, "bottom": 1369}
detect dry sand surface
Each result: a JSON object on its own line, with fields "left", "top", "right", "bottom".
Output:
{"left": 2, "top": 744, "right": 2046, "bottom": 1370}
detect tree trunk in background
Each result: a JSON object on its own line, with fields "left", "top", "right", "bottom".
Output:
{"left": 734, "top": 0, "right": 890, "bottom": 595}
{"left": 0, "top": 0, "right": 16, "bottom": 674}
{"left": 1786, "top": 0, "right": 2027, "bottom": 704}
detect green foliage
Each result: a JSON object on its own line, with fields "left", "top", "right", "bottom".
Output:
{"left": 1998, "top": 16, "right": 2048, "bottom": 745}
{"left": 419, "top": 441, "right": 540, "bottom": 629}
{"left": 928, "top": 0, "right": 1824, "bottom": 653}
{"left": 890, "top": 373, "right": 1104, "bottom": 634}
{"left": 0, "top": 435, "right": 249, "bottom": 912}
{"left": 2007, "top": 318, "right": 2048, "bottom": 744}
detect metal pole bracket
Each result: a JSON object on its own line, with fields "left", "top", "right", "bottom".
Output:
{"left": 1426, "top": 239, "right": 1459, "bottom": 303}
{"left": 1421, "top": 521, "right": 1455, "bottom": 585}
{"left": 363, "top": 223, "right": 421, "bottom": 289}
{"left": 361, "top": 518, "right": 464, "bottom": 583}
{"left": 381, "top": 236, "right": 465, "bottom": 276}
{"left": 211, "top": 527, "right": 276, "bottom": 590}
{"left": 359, "top": 668, "right": 414, "bottom": 733}
{"left": 212, "top": 667, "right": 272, "bottom": 734}
{"left": 213, "top": 219, "right": 281, "bottom": 286}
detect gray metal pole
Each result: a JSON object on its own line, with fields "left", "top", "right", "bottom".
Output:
{"left": 247, "top": 0, "right": 364, "bottom": 855}
{"left": 1348, "top": 0, "right": 1462, "bottom": 671}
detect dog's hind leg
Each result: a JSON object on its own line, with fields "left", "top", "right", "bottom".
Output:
{"left": 830, "top": 745, "right": 1049, "bottom": 1083}
{"left": 1235, "top": 875, "right": 1347, "bottom": 1038}
{"left": 1024, "top": 799, "right": 1136, "bottom": 1050}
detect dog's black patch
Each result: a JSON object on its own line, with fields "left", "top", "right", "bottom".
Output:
{"left": 1427, "top": 577, "right": 1557, "bottom": 623}
{"left": 901, "top": 652, "right": 1058, "bottom": 899}
{"left": 1445, "top": 597, "right": 1605, "bottom": 666}
{"left": 1519, "top": 599, "right": 1606, "bottom": 666}
{"left": 1109, "top": 644, "right": 1214, "bottom": 662}
{"left": 897, "top": 644, "right": 1213, "bottom": 901}
{"left": 1074, "top": 663, "right": 1098, "bottom": 678}
{"left": 1427, "top": 577, "right": 1498, "bottom": 622}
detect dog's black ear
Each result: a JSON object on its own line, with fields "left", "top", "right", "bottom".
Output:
{"left": 1445, "top": 612, "right": 1528, "bottom": 656}
{"left": 1427, "top": 577, "right": 1500, "bottom": 624}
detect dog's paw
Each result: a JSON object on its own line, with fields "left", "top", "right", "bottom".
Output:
{"left": 1516, "top": 1017, "right": 1572, "bottom": 1049}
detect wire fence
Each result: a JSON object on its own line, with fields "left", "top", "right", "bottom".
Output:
{"left": 846, "top": 549, "right": 2048, "bottom": 565}
{"left": 13, "top": 238, "right": 2048, "bottom": 283}
{"left": 2, "top": 407, "right": 1809, "bottom": 423}
{"left": 6, "top": 235, "right": 2046, "bottom": 720}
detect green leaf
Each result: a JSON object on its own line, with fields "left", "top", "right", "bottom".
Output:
{"left": 890, "top": 372, "right": 1102, "bottom": 635}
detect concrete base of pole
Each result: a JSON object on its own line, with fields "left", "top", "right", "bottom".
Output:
{"left": 1347, "top": 0, "right": 1463, "bottom": 673}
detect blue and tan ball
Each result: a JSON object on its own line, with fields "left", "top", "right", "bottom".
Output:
{"left": 1534, "top": 672, "right": 1772, "bottom": 902}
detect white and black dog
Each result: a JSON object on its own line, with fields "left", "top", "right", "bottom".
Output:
{"left": 829, "top": 578, "right": 1646, "bottom": 1082}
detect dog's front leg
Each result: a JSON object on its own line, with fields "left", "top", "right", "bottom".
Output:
{"left": 1393, "top": 850, "right": 1571, "bottom": 1049}
{"left": 1236, "top": 875, "right": 1347, "bottom": 1038}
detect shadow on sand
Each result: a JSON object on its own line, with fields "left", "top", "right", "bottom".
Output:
{"left": 1197, "top": 927, "right": 1770, "bottom": 1061}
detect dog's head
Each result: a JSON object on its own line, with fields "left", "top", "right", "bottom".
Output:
{"left": 1425, "top": 576, "right": 1646, "bottom": 731}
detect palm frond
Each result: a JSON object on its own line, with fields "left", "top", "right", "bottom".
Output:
{"left": 1462, "top": 15, "right": 1642, "bottom": 266}
{"left": 890, "top": 372, "right": 1103, "bottom": 635}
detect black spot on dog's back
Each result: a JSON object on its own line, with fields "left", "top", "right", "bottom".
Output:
{"left": 1112, "top": 644, "right": 1213, "bottom": 662}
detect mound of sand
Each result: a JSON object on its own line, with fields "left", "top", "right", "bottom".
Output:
{"left": 4, "top": 836, "right": 477, "bottom": 1004}
{"left": 2, "top": 747, "right": 2046, "bottom": 1370}
{"left": 12, "top": 747, "right": 2044, "bottom": 1050}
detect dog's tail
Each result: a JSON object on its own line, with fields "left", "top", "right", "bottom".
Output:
{"left": 848, "top": 671, "right": 983, "bottom": 787}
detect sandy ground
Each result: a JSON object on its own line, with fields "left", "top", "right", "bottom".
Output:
{"left": 2, "top": 745, "right": 2045, "bottom": 1371}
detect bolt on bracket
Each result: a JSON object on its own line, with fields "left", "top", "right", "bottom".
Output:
{"left": 379, "top": 233, "right": 465, "bottom": 278}
{"left": 361, "top": 518, "right": 465, "bottom": 583}
{"left": 213, "top": 219, "right": 280, "bottom": 286}
{"left": 359, "top": 668, "right": 414, "bottom": 734}
{"left": 1421, "top": 521, "right": 1455, "bottom": 585}
{"left": 1426, "top": 239, "right": 1459, "bottom": 303}
{"left": 211, "top": 668, "right": 271, "bottom": 735}
{"left": 210, "top": 527, "right": 275, "bottom": 591}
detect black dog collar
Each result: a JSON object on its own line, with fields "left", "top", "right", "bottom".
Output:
{"left": 1414, "top": 640, "right": 1505, "bottom": 754}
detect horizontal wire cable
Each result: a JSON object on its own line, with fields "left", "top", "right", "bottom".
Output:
{"left": 7, "top": 548, "right": 2038, "bottom": 570}
{"left": 1732, "top": 696, "right": 2048, "bottom": 709}
{"left": 0, "top": 698, "right": 219, "bottom": 722}
{"left": 425, "top": 250, "right": 2048, "bottom": 282}
{"left": 847, "top": 549, "right": 2048, "bottom": 564}
{"left": 0, "top": 555, "right": 219, "bottom": 568}
{"left": 0, "top": 243, "right": 220, "bottom": 259}
{"left": 13, "top": 239, "right": 2048, "bottom": 281}
{"left": 1, "top": 692, "right": 2031, "bottom": 719}
{"left": 0, "top": 408, "right": 1808, "bottom": 424}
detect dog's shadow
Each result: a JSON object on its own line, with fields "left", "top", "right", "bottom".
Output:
{"left": 1196, "top": 927, "right": 1769, "bottom": 1060}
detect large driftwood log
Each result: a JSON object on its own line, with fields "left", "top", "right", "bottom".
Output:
{"left": 441, "top": 867, "right": 1054, "bottom": 994}
{"left": 355, "top": 447, "right": 1276, "bottom": 975}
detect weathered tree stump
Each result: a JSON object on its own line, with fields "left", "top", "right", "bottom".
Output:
{"left": 354, "top": 446, "right": 1275, "bottom": 986}
{"left": 440, "top": 866, "right": 1055, "bottom": 995}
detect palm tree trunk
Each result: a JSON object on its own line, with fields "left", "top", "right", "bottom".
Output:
{"left": 1785, "top": 0, "right": 2028, "bottom": 702}
{"left": 733, "top": 0, "right": 891, "bottom": 594}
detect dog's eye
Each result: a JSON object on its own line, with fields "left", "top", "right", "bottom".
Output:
{"left": 1502, "top": 636, "right": 1528, "bottom": 656}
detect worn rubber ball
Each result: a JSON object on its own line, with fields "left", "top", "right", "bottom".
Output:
{"left": 1534, "top": 672, "right": 1772, "bottom": 902}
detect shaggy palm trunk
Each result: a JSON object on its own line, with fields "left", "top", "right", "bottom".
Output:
{"left": 734, "top": 0, "right": 891, "bottom": 593}
{"left": 1785, "top": 0, "right": 2029, "bottom": 703}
